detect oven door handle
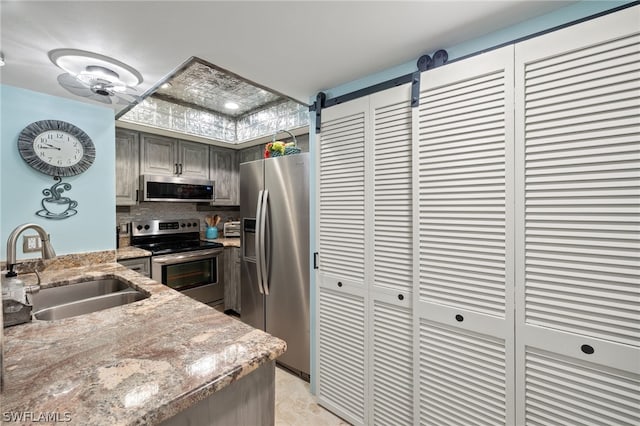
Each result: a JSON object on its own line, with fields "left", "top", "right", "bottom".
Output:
{"left": 260, "top": 189, "right": 270, "bottom": 295}
{"left": 255, "top": 190, "right": 265, "bottom": 295}
{"left": 152, "top": 248, "right": 223, "bottom": 264}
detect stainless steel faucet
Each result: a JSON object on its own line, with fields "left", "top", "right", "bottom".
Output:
{"left": 5, "top": 223, "right": 56, "bottom": 277}
{"left": 2, "top": 223, "right": 56, "bottom": 392}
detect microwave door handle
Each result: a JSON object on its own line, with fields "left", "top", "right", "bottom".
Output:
{"left": 255, "top": 190, "right": 265, "bottom": 295}
{"left": 260, "top": 189, "right": 270, "bottom": 295}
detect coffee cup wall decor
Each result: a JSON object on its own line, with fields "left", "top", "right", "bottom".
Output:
{"left": 36, "top": 176, "right": 78, "bottom": 219}
{"left": 17, "top": 120, "right": 96, "bottom": 220}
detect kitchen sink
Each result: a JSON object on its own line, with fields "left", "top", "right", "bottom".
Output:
{"left": 29, "top": 278, "right": 149, "bottom": 321}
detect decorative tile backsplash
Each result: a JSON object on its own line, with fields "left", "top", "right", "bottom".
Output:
{"left": 116, "top": 202, "right": 239, "bottom": 246}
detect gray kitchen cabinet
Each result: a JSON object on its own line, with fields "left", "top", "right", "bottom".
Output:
{"left": 210, "top": 146, "right": 239, "bottom": 205}
{"left": 239, "top": 145, "right": 263, "bottom": 163}
{"left": 178, "top": 140, "right": 210, "bottom": 179}
{"left": 140, "top": 133, "right": 209, "bottom": 179}
{"left": 118, "top": 257, "right": 151, "bottom": 277}
{"left": 115, "top": 129, "right": 140, "bottom": 206}
{"left": 224, "top": 246, "right": 241, "bottom": 313}
{"left": 140, "top": 133, "right": 175, "bottom": 175}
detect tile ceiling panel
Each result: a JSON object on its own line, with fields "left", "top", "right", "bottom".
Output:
{"left": 156, "top": 61, "right": 282, "bottom": 117}
{"left": 121, "top": 57, "right": 309, "bottom": 143}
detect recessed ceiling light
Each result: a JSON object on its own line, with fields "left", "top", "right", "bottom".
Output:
{"left": 224, "top": 102, "right": 239, "bottom": 110}
{"left": 160, "top": 82, "right": 172, "bottom": 89}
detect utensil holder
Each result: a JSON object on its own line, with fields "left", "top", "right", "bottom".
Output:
{"left": 206, "top": 226, "right": 218, "bottom": 239}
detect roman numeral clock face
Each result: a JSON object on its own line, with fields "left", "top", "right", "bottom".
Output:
{"left": 18, "top": 120, "right": 95, "bottom": 176}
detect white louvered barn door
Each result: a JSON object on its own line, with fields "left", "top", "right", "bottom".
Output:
{"left": 317, "top": 97, "right": 369, "bottom": 425}
{"left": 414, "top": 46, "right": 515, "bottom": 425}
{"left": 514, "top": 7, "right": 640, "bottom": 425}
{"left": 369, "top": 84, "right": 414, "bottom": 425}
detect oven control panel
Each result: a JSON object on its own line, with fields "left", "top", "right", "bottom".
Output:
{"left": 131, "top": 219, "right": 201, "bottom": 236}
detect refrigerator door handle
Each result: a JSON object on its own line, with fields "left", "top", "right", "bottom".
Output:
{"left": 260, "top": 189, "right": 270, "bottom": 295}
{"left": 255, "top": 190, "right": 265, "bottom": 295}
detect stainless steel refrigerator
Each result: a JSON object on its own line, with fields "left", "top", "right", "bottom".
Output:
{"left": 240, "top": 153, "right": 310, "bottom": 379}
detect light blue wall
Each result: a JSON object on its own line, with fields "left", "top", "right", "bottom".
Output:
{"left": 323, "top": 0, "right": 634, "bottom": 99}
{"left": 1, "top": 84, "right": 116, "bottom": 260}
{"left": 308, "top": 0, "right": 635, "bottom": 393}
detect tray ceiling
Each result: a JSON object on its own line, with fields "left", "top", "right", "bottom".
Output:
{"left": 0, "top": 1, "right": 579, "bottom": 116}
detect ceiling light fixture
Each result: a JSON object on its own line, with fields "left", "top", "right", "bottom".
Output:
{"left": 160, "top": 82, "right": 172, "bottom": 89}
{"left": 48, "top": 48, "right": 143, "bottom": 106}
{"left": 49, "top": 49, "right": 142, "bottom": 86}
{"left": 224, "top": 102, "right": 239, "bottom": 110}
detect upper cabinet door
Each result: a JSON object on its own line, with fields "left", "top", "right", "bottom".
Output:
{"left": 178, "top": 140, "right": 210, "bottom": 179}
{"left": 115, "top": 129, "right": 139, "bottom": 206}
{"left": 140, "top": 134, "right": 177, "bottom": 176}
{"left": 140, "top": 135, "right": 210, "bottom": 178}
{"left": 239, "top": 145, "right": 264, "bottom": 164}
{"left": 210, "top": 146, "right": 238, "bottom": 205}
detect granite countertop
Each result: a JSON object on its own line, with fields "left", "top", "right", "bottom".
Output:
{"left": 116, "top": 246, "right": 152, "bottom": 260}
{"left": 2, "top": 263, "right": 285, "bottom": 425}
{"left": 203, "top": 237, "right": 240, "bottom": 248}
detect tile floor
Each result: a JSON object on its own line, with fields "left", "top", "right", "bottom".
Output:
{"left": 275, "top": 367, "right": 350, "bottom": 426}
{"left": 214, "top": 307, "right": 345, "bottom": 424}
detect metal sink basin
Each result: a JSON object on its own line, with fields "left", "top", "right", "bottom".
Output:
{"left": 29, "top": 278, "right": 149, "bottom": 321}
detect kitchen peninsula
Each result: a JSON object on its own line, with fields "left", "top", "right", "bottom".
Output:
{"left": 2, "top": 261, "right": 285, "bottom": 425}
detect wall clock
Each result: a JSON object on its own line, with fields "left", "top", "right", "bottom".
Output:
{"left": 17, "top": 119, "right": 95, "bottom": 177}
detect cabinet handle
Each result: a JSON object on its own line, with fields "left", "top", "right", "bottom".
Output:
{"left": 174, "top": 163, "right": 178, "bottom": 174}
{"left": 179, "top": 163, "right": 183, "bottom": 175}
{"left": 131, "top": 267, "right": 141, "bottom": 271}
{"left": 337, "top": 281, "right": 343, "bottom": 288}
{"left": 398, "top": 294, "right": 404, "bottom": 301}
{"left": 455, "top": 314, "right": 464, "bottom": 322}
{"left": 135, "top": 189, "right": 139, "bottom": 202}
{"left": 581, "top": 344, "right": 595, "bottom": 355}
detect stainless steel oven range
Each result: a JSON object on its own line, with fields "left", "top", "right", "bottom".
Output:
{"left": 130, "top": 219, "right": 224, "bottom": 306}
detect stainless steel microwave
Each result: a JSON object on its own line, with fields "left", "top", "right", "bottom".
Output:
{"left": 141, "top": 175, "right": 215, "bottom": 202}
